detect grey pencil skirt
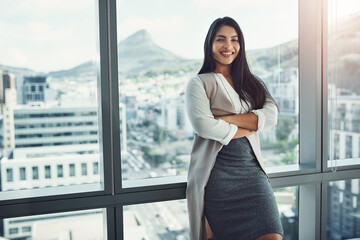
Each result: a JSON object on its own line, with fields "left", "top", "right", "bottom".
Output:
{"left": 204, "top": 137, "right": 284, "bottom": 240}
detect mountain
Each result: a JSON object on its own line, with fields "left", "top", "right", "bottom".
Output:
{"left": 328, "top": 14, "right": 360, "bottom": 93}
{"left": 247, "top": 13, "right": 360, "bottom": 93}
{"left": 5, "top": 13, "right": 360, "bottom": 90}
{"left": 0, "top": 64, "right": 36, "bottom": 76}
{"left": 117, "top": 29, "right": 195, "bottom": 76}
{"left": 48, "top": 29, "right": 197, "bottom": 78}
{"left": 247, "top": 39, "right": 298, "bottom": 78}
{"left": 48, "top": 60, "right": 95, "bottom": 78}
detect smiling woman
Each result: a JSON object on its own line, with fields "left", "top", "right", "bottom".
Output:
{"left": 186, "top": 17, "right": 282, "bottom": 240}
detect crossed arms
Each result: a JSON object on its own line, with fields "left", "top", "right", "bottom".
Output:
{"left": 185, "top": 76, "right": 278, "bottom": 145}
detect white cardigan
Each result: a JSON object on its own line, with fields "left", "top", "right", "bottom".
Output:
{"left": 185, "top": 72, "right": 278, "bottom": 240}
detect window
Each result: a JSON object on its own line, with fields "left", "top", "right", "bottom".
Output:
{"left": 6, "top": 169, "right": 13, "bottom": 182}
{"left": 81, "top": 163, "right": 87, "bottom": 176}
{"left": 93, "top": 162, "right": 99, "bottom": 175}
{"left": 45, "top": 166, "right": 51, "bottom": 179}
{"left": 32, "top": 167, "right": 39, "bottom": 180}
{"left": 327, "top": 0, "right": 360, "bottom": 168}
{"left": 19, "top": 167, "right": 26, "bottom": 181}
{"left": 9, "top": 228, "right": 18, "bottom": 235}
{"left": 123, "top": 187, "right": 298, "bottom": 239}
{"left": 69, "top": 164, "right": 75, "bottom": 177}
{"left": 2, "top": 209, "right": 103, "bottom": 239}
{"left": 327, "top": 179, "right": 360, "bottom": 239}
{"left": 22, "top": 226, "right": 31, "bottom": 233}
{"left": 346, "top": 136, "right": 353, "bottom": 158}
{"left": 0, "top": 0, "right": 101, "bottom": 192}
{"left": 117, "top": 0, "right": 299, "bottom": 186}
{"left": 0, "top": 1, "right": 359, "bottom": 240}
{"left": 57, "top": 165, "right": 63, "bottom": 178}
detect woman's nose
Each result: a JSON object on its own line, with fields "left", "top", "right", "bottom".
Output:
{"left": 223, "top": 40, "right": 231, "bottom": 48}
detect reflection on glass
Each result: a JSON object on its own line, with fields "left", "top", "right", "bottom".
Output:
{"left": 327, "top": 179, "right": 360, "bottom": 239}
{"left": 0, "top": 209, "right": 103, "bottom": 240}
{"left": 123, "top": 187, "right": 298, "bottom": 240}
{"left": 117, "top": 0, "right": 299, "bottom": 183}
{"left": 0, "top": 0, "right": 101, "bottom": 192}
{"left": 327, "top": 0, "right": 360, "bottom": 167}
{"left": 275, "top": 187, "right": 299, "bottom": 240}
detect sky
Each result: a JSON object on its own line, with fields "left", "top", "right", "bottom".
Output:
{"left": 0, "top": 0, "right": 359, "bottom": 73}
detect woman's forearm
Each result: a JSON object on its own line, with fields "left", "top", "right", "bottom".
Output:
{"left": 232, "top": 127, "right": 254, "bottom": 139}
{"left": 215, "top": 112, "right": 258, "bottom": 131}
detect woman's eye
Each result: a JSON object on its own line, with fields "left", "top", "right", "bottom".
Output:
{"left": 232, "top": 39, "right": 239, "bottom": 42}
{"left": 216, "top": 39, "right": 224, "bottom": 42}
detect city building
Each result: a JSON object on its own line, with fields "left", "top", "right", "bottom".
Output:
{"left": 0, "top": 70, "right": 15, "bottom": 114}
{"left": 327, "top": 179, "right": 360, "bottom": 239}
{"left": 22, "top": 76, "right": 48, "bottom": 104}
{"left": 328, "top": 86, "right": 360, "bottom": 161}
{"left": 269, "top": 67, "right": 299, "bottom": 122}
{"left": 0, "top": 101, "right": 127, "bottom": 239}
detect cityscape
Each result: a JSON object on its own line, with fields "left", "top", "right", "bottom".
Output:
{"left": 0, "top": 11, "right": 359, "bottom": 240}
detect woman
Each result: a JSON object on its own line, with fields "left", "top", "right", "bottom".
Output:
{"left": 185, "top": 17, "right": 283, "bottom": 240}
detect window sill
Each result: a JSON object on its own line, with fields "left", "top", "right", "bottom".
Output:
{"left": 0, "top": 183, "right": 104, "bottom": 205}
{"left": 326, "top": 158, "right": 360, "bottom": 169}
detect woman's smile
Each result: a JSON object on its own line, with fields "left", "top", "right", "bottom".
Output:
{"left": 220, "top": 51, "right": 234, "bottom": 58}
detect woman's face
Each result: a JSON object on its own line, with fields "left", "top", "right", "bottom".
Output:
{"left": 212, "top": 25, "right": 240, "bottom": 67}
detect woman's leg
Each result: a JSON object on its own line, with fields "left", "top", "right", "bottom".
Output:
{"left": 205, "top": 216, "right": 216, "bottom": 239}
{"left": 255, "top": 233, "right": 282, "bottom": 240}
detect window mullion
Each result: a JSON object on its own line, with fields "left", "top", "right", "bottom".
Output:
{"left": 299, "top": 0, "right": 322, "bottom": 171}
{"left": 98, "top": 0, "right": 113, "bottom": 194}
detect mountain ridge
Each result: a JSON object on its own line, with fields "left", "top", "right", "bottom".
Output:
{"left": 1, "top": 13, "right": 359, "bottom": 93}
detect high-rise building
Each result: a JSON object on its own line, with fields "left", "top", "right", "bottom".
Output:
{"left": 0, "top": 70, "right": 16, "bottom": 114}
{"left": 327, "top": 179, "right": 360, "bottom": 239}
{"left": 328, "top": 87, "right": 360, "bottom": 161}
{"left": 0, "top": 102, "right": 127, "bottom": 239}
{"left": 268, "top": 67, "right": 299, "bottom": 122}
{"left": 22, "top": 76, "right": 47, "bottom": 104}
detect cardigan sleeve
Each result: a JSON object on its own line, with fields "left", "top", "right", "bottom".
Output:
{"left": 185, "top": 76, "right": 237, "bottom": 145}
{"left": 251, "top": 98, "right": 278, "bottom": 132}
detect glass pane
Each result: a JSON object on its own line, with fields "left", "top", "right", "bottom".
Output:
{"left": 327, "top": 179, "right": 360, "bottom": 239}
{"left": 275, "top": 187, "right": 299, "bottom": 240}
{"left": 117, "top": 0, "right": 299, "bottom": 184}
{"left": 0, "top": 209, "right": 103, "bottom": 240}
{"left": 327, "top": 0, "right": 360, "bottom": 167}
{"left": 123, "top": 187, "right": 298, "bottom": 240}
{"left": 0, "top": 0, "right": 102, "bottom": 192}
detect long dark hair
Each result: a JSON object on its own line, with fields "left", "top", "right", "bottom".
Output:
{"left": 199, "top": 16, "right": 277, "bottom": 110}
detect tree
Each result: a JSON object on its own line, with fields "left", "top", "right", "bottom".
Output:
{"left": 153, "top": 125, "right": 169, "bottom": 144}
{"left": 56, "top": 90, "right": 65, "bottom": 106}
{"left": 276, "top": 117, "right": 295, "bottom": 141}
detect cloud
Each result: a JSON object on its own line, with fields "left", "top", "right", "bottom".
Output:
{"left": 117, "top": 15, "right": 184, "bottom": 40}
{"left": 0, "top": 0, "right": 97, "bottom": 72}
{"left": 10, "top": 48, "right": 28, "bottom": 65}
{"left": 0, "top": 18, "right": 96, "bottom": 72}
{"left": 1, "top": 0, "right": 92, "bottom": 18}
{"left": 193, "top": 0, "right": 271, "bottom": 10}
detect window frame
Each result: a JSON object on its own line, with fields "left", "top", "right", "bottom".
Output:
{"left": 322, "top": 0, "right": 360, "bottom": 172}
{"left": 0, "top": 1, "right": 359, "bottom": 240}
{"left": 0, "top": 0, "right": 113, "bottom": 204}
